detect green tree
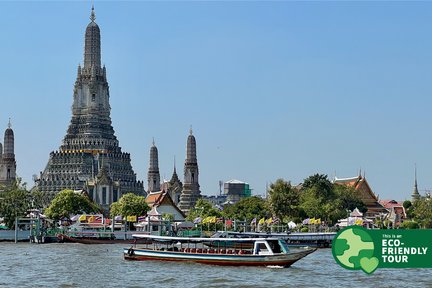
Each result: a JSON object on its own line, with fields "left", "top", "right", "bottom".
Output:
{"left": 44, "top": 189, "right": 100, "bottom": 221}
{"left": 30, "top": 189, "right": 51, "bottom": 210}
{"left": 299, "top": 174, "right": 366, "bottom": 225}
{"left": 301, "top": 174, "right": 333, "bottom": 199}
{"left": 222, "top": 196, "right": 268, "bottom": 223}
{"left": 403, "top": 200, "right": 414, "bottom": 219}
{"left": 300, "top": 186, "right": 326, "bottom": 219}
{"left": 109, "top": 193, "right": 150, "bottom": 218}
{"left": 267, "top": 179, "right": 300, "bottom": 221}
{"left": 412, "top": 197, "right": 432, "bottom": 228}
{"left": 186, "top": 199, "right": 222, "bottom": 221}
{"left": 400, "top": 220, "right": 419, "bottom": 229}
{"left": 0, "top": 179, "right": 31, "bottom": 228}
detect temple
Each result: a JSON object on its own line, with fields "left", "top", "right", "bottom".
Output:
{"left": 36, "top": 7, "right": 144, "bottom": 207}
{"left": 0, "top": 120, "right": 16, "bottom": 187}
{"left": 333, "top": 174, "right": 387, "bottom": 218}
{"left": 178, "top": 128, "right": 201, "bottom": 214}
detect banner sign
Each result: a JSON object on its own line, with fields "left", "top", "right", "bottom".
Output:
{"left": 332, "top": 226, "right": 431, "bottom": 274}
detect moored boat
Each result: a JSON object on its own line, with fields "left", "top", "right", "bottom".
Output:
{"left": 123, "top": 235, "right": 316, "bottom": 267}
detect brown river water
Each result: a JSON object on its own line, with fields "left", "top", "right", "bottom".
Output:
{"left": 0, "top": 243, "right": 431, "bottom": 288}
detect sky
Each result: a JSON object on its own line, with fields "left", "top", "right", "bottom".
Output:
{"left": 0, "top": 1, "right": 431, "bottom": 200}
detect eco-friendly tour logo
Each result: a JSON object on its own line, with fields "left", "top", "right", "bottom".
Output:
{"left": 332, "top": 226, "right": 431, "bottom": 274}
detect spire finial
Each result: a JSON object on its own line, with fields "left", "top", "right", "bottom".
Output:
{"left": 173, "top": 156, "right": 176, "bottom": 172}
{"left": 189, "top": 125, "right": 193, "bottom": 135}
{"left": 415, "top": 163, "right": 418, "bottom": 186}
{"left": 90, "top": 4, "right": 96, "bottom": 22}
{"left": 152, "top": 137, "right": 155, "bottom": 146}
{"left": 8, "top": 118, "right": 11, "bottom": 129}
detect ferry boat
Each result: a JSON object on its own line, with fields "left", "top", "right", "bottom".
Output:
{"left": 123, "top": 235, "right": 316, "bottom": 267}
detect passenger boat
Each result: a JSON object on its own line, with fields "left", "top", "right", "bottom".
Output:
{"left": 123, "top": 235, "right": 316, "bottom": 267}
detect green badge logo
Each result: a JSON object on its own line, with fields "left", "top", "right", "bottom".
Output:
{"left": 333, "top": 226, "right": 432, "bottom": 274}
{"left": 332, "top": 226, "right": 378, "bottom": 274}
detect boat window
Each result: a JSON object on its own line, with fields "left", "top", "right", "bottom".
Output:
{"left": 258, "top": 243, "right": 268, "bottom": 253}
{"left": 268, "top": 240, "right": 281, "bottom": 253}
{"left": 278, "top": 240, "right": 290, "bottom": 253}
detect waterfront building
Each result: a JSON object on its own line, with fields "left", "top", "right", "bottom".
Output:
{"left": 379, "top": 199, "right": 406, "bottom": 227}
{"left": 147, "top": 140, "right": 161, "bottom": 193}
{"left": 333, "top": 174, "right": 387, "bottom": 218}
{"left": 178, "top": 129, "right": 201, "bottom": 214}
{"left": 36, "top": 7, "right": 144, "bottom": 207}
{"left": 0, "top": 121, "right": 16, "bottom": 187}
{"left": 145, "top": 190, "right": 185, "bottom": 221}
{"left": 224, "top": 179, "right": 252, "bottom": 204}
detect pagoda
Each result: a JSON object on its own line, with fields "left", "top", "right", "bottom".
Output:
{"left": 37, "top": 7, "right": 144, "bottom": 207}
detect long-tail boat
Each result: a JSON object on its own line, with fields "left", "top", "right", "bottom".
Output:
{"left": 123, "top": 235, "right": 316, "bottom": 267}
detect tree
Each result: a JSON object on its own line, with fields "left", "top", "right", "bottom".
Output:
{"left": 44, "top": 189, "right": 100, "bottom": 221}
{"left": 109, "top": 193, "right": 150, "bottom": 218}
{"left": 299, "top": 174, "right": 366, "bottom": 225}
{"left": 411, "top": 197, "right": 432, "bottom": 228}
{"left": 186, "top": 199, "right": 222, "bottom": 221}
{"left": 0, "top": 179, "right": 31, "bottom": 228}
{"left": 267, "top": 179, "right": 300, "bottom": 221}
{"left": 301, "top": 174, "right": 333, "bottom": 199}
{"left": 222, "top": 196, "right": 268, "bottom": 222}
{"left": 30, "top": 189, "right": 51, "bottom": 210}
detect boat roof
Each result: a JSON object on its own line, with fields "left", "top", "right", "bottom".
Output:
{"left": 132, "top": 234, "right": 283, "bottom": 243}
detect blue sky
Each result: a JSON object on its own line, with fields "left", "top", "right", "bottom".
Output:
{"left": 1, "top": 1, "right": 431, "bottom": 200}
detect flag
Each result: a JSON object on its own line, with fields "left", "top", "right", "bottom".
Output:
{"left": 226, "top": 219, "right": 233, "bottom": 226}
{"left": 266, "top": 218, "right": 273, "bottom": 225}
{"left": 315, "top": 218, "right": 321, "bottom": 225}
{"left": 193, "top": 217, "right": 202, "bottom": 224}
{"left": 209, "top": 216, "right": 217, "bottom": 224}
{"left": 251, "top": 218, "right": 257, "bottom": 225}
{"left": 217, "top": 217, "right": 223, "bottom": 224}
{"left": 126, "top": 215, "right": 137, "bottom": 222}
{"left": 79, "top": 215, "right": 86, "bottom": 222}
{"left": 302, "top": 218, "right": 310, "bottom": 225}
{"left": 138, "top": 216, "right": 146, "bottom": 221}
{"left": 202, "top": 216, "right": 212, "bottom": 224}
{"left": 309, "top": 218, "right": 315, "bottom": 224}
{"left": 258, "top": 217, "right": 265, "bottom": 225}
{"left": 355, "top": 219, "right": 363, "bottom": 226}
{"left": 88, "top": 216, "right": 95, "bottom": 223}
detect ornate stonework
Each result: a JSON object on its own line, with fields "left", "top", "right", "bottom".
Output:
{"left": 147, "top": 140, "right": 160, "bottom": 193}
{"left": 178, "top": 128, "right": 201, "bottom": 214}
{"left": 37, "top": 8, "right": 144, "bottom": 206}
{"left": 0, "top": 121, "right": 16, "bottom": 187}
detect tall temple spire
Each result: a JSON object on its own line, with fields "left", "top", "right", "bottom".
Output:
{"left": 90, "top": 4, "right": 96, "bottom": 22}
{"left": 148, "top": 139, "right": 160, "bottom": 192}
{"left": 38, "top": 8, "right": 144, "bottom": 206}
{"left": 84, "top": 5, "right": 101, "bottom": 69}
{"left": 179, "top": 129, "right": 201, "bottom": 214}
{"left": 412, "top": 164, "right": 420, "bottom": 202}
{"left": 0, "top": 121, "right": 16, "bottom": 185}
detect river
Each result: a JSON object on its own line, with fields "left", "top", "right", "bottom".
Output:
{"left": 0, "top": 243, "right": 431, "bottom": 288}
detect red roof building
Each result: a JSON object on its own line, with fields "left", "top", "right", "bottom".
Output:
{"left": 334, "top": 174, "right": 387, "bottom": 218}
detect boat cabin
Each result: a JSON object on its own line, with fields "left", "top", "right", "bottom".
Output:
{"left": 254, "top": 239, "right": 289, "bottom": 255}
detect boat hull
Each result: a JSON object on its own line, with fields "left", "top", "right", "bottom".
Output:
{"left": 123, "top": 247, "right": 316, "bottom": 267}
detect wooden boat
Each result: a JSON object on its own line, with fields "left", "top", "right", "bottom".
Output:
{"left": 123, "top": 235, "right": 316, "bottom": 267}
